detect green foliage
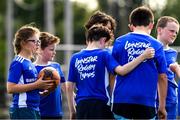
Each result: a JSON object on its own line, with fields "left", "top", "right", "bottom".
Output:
{"left": 0, "top": 0, "right": 6, "bottom": 110}
{"left": 54, "top": 0, "right": 64, "bottom": 43}
{"left": 14, "top": 0, "right": 44, "bottom": 31}
{"left": 97, "top": 0, "right": 108, "bottom": 12}
{"left": 73, "top": 2, "right": 93, "bottom": 44}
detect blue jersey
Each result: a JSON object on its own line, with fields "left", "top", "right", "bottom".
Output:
{"left": 8, "top": 55, "right": 39, "bottom": 110}
{"left": 164, "top": 48, "right": 178, "bottom": 105}
{"left": 112, "top": 32, "right": 167, "bottom": 107}
{"left": 35, "top": 62, "right": 65, "bottom": 117}
{"left": 68, "top": 49, "right": 119, "bottom": 105}
{"left": 178, "top": 80, "right": 180, "bottom": 116}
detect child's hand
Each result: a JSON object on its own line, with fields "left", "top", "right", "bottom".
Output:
{"left": 142, "top": 47, "right": 155, "bottom": 59}
{"left": 169, "top": 62, "right": 179, "bottom": 72}
{"left": 36, "top": 77, "right": 55, "bottom": 90}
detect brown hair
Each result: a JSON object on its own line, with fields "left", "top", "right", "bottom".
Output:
{"left": 85, "top": 11, "right": 116, "bottom": 32}
{"left": 86, "top": 24, "right": 111, "bottom": 43}
{"left": 129, "top": 6, "right": 154, "bottom": 27}
{"left": 13, "top": 25, "right": 40, "bottom": 54}
{"left": 39, "top": 32, "right": 60, "bottom": 50}
{"left": 156, "top": 16, "right": 179, "bottom": 29}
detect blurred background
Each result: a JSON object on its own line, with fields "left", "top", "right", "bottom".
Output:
{"left": 1, "top": 0, "right": 180, "bottom": 119}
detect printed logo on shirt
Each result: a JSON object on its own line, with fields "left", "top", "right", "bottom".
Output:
{"left": 75, "top": 56, "right": 97, "bottom": 80}
{"left": 26, "top": 78, "right": 36, "bottom": 83}
{"left": 125, "top": 41, "right": 150, "bottom": 62}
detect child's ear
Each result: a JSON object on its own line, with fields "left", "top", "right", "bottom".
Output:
{"left": 149, "top": 23, "right": 154, "bottom": 30}
{"left": 20, "top": 40, "right": 26, "bottom": 46}
{"left": 128, "top": 24, "right": 134, "bottom": 31}
{"left": 157, "top": 27, "right": 162, "bottom": 34}
{"left": 99, "top": 37, "right": 106, "bottom": 44}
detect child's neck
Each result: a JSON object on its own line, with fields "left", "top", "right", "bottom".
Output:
{"left": 18, "top": 51, "right": 32, "bottom": 60}
{"left": 34, "top": 57, "right": 49, "bottom": 65}
{"left": 133, "top": 26, "right": 151, "bottom": 35}
{"left": 157, "top": 36, "right": 169, "bottom": 49}
{"left": 86, "top": 41, "right": 101, "bottom": 50}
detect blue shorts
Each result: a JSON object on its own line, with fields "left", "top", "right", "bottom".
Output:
{"left": 166, "top": 103, "right": 177, "bottom": 120}
{"left": 9, "top": 107, "right": 40, "bottom": 119}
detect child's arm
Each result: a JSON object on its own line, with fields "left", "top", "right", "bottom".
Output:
{"left": 66, "top": 81, "right": 76, "bottom": 120}
{"left": 61, "top": 82, "right": 66, "bottom": 93}
{"left": 170, "top": 62, "right": 180, "bottom": 78}
{"left": 7, "top": 77, "right": 54, "bottom": 94}
{"left": 109, "top": 74, "right": 116, "bottom": 95}
{"left": 115, "top": 47, "right": 155, "bottom": 76}
{"left": 157, "top": 73, "right": 167, "bottom": 119}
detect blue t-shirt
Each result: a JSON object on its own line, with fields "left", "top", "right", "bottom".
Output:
{"left": 8, "top": 55, "right": 39, "bottom": 111}
{"left": 35, "top": 62, "right": 65, "bottom": 117}
{"left": 112, "top": 32, "right": 167, "bottom": 107}
{"left": 68, "top": 49, "right": 119, "bottom": 105}
{"left": 164, "top": 48, "right": 178, "bottom": 105}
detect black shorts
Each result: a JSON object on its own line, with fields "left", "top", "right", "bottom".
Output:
{"left": 76, "top": 99, "right": 114, "bottom": 119}
{"left": 41, "top": 116, "right": 62, "bottom": 119}
{"left": 112, "top": 103, "right": 156, "bottom": 119}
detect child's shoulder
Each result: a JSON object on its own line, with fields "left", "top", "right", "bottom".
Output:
{"left": 164, "top": 47, "right": 177, "bottom": 53}
{"left": 13, "top": 55, "right": 26, "bottom": 63}
{"left": 10, "top": 55, "right": 29, "bottom": 66}
{"left": 48, "top": 61, "right": 60, "bottom": 66}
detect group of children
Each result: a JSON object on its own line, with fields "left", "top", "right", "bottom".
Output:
{"left": 7, "top": 26, "right": 65, "bottom": 119}
{"left": 7, "top": 5, "right": 180, "bottom": 120}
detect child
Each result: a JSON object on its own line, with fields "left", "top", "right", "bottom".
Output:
{"left": 85, "top": 10, "right": 117, "bottom": 101}
{"left": 156, "top": 16, "right": 180, "bottom": 119}
{"left": 85, "top": 10, "right": 116, "bottom": 47}
{"left": 7, "top": 25, "right": 54, "bottom": 119}
{"left": 66, "top": 24, "right": 155, "bottom": 119}
{"left": 112, "top": 6, "right": 167, "bottom": 119}
{"left": 34, "top": 32, "right": 66, "bottom": 119}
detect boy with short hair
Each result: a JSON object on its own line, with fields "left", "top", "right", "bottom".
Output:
{"left": 34, "top": 32, "right": 66, "bottom": 119}
{"left": 156, "top": 16, "right": 180, "bottom": 119}
{"left": 112, "top": 6, "right": 168, "bottom": 119}
{"left": 66, "top": 24, "right": 155, "bottom": 119}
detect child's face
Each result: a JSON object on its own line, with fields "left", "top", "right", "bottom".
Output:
{"left": 159, "top": 21, "right": 179, "bottom": 45}
{"left": 24, "top": 34, "right": 40, "bottom": 56}
{"left": 41, "top": 43, "right": 56, "bottom": 62}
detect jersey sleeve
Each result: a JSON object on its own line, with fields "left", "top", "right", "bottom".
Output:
{"left": 154, "top": 46, "right": 167, "bottom": 74}
{"left": 68, "top": 55, "right": 77, "bottom": 82}
{"left": 8, "top": 61, "right": 22, "bottom": 84}
{"left": 105, "top": 52, "right": 119, "bottom": 75}
{"left": 112, "top": 40, "right": 120, "bottom": 61}
{"left": 57, "top": 64, "right": 66, "bottom": 83}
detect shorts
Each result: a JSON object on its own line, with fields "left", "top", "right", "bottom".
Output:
{"left": 76, "top": 99, "right": 114, "bottom": 119}
{"left": 9, "top": 107, "right": 40, "bottom": 119}
{"left": 112, "top": 103, "right": 156, "bottom": 119}
{"left": 41, "top": 116, "right": 62, "bottom": 119}
{"left": 113, "top": 113, "right": 129, "bottom": 120}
